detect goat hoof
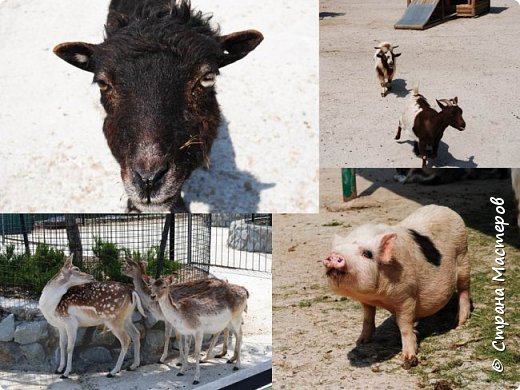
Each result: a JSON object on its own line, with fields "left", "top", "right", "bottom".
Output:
{"left": 127, "top": 367, "right": 136, "bottom": 372}
{"left": 215, "top": 353, "right": 225, "bottom": 358}
{"left": 106, "top": 373, "right": 115, "bottom": 378}
{"left": 176, "top": 372, "right": 184, "bottom": 377}
{"left": 176, "top": 362, "right": 182, "bottom": 367}
{"left": 233, "top": 367, "right": 239, "bottom": 371}
{"left": 59, "top": 374, "right": 68, "bottom": 379}
{"left": 55, "top": 369, "right": 64, "bottom": 375}
{"left": 193, "top": 380, "right": 200, "bottom": 385}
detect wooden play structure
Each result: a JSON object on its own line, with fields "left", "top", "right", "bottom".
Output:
{"left": 395, "top": 0, "right": 491, "bottom": 30}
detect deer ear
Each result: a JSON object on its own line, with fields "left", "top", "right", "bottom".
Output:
{"left": 376, "top": 233, "right": 397, "bottom": 264}
{"left": 166, "top": 274, "right": 176, "bottom": 285}
{"left": 63, "top": 255, "right": 74, "bottom": 269}
{"left": 53, "top": 42, "right": 96, "bottom": 72}
{"left": 436, "top": 99, "right": 448, "bottom": 109}
{"left": 218, "top": 30, "right": 263, "bottom": 68}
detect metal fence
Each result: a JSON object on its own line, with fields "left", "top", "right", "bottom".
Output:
{"left": 210, "top": 213, "right": 272, "bottom": 273}
{"left": 0, "top": 214, "right": 211, "bottom": 303}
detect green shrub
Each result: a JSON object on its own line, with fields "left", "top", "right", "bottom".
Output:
{"left": 91, "top": 237, "right": 130, "bottom": 283}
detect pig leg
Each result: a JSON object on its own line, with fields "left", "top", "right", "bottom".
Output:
{"left": 395, "top": 306, "right": 418, "bottom": 369}
{"left": 456, "top": 251, "right": 471, "bottom": 326}
{"left": 356, "top": 304, "right": 376, "bottom": 344}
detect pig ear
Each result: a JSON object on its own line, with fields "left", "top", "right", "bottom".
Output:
{"left": 377, "top": 233, "right": 397, "bottom": 264}
{"left": 53, "top": 42, "right": 96, "bottom": 72}
{"left": 218, "top": 30, "right": 264, "bottom": 68}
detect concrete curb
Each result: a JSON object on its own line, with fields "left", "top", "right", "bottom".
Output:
{"left": 197, "top": 359, "right": 271, "bottom": 390}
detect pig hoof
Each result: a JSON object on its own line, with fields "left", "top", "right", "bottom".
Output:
{"left": 402, "top": 356, "right": 418, "bottom": 370}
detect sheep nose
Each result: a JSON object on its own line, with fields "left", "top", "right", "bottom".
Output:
{"left": 134, "top": 165, "right": 168, "bottom": 191}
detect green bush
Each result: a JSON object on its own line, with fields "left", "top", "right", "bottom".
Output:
{"left": 91, "top": 237, "right": 130, "bottom": 283}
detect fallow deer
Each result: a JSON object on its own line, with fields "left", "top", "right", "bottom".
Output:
{"left": 122, "top": 258, "right": 229, "bottom": 365}
{"left": 150, "top": 275, "right": 248, "bottom": 385}
{"left": 38, "top": 256, "right": 145, "bottom": 378}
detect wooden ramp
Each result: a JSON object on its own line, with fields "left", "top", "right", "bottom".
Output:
{"left": 394, "top": 0, "right": 442, "bottom": 30}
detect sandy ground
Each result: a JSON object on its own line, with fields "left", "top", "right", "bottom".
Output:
{"left": 320, "top": 0, "right": 520, "bottom": 168}
{"left": 0, "top": 0, "right": 318, "bottom": 213}
{"left": 0, "top": 267, "right": 271, "bottom": 389}
{"left": 273, "top": 169, "right": 520, "bottom": 389}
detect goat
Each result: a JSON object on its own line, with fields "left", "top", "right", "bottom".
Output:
{"left": 38, "top": 256, "right": 145, "bottom": 378}
{"left": 512, "top": 168, "right": 520, "bottom": 229}
{"left": 395, "top": 87, "right": 466, "bottom": 168}
{"left": 374, "top": 42, "right": 401, "bottom": 97}
{"left": 122, "top": 258, "right": 229, "bottom": 365}
{"left": 53, "top": 0, "right": 263, "bottom": 212}
{"left": 149, "top": 275, "right": 248, "bottom": 385}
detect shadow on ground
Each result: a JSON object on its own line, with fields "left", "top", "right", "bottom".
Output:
{"left": 319, "top": 12, "right": 345, "bottom": 19}
{"left": 347, "top": 295, "right": 466, "bottom": 367}
{"left": 356, "top": 169, "right": 520, "bottom": 249}
{"left": 184, "top": 116, "right": 275, "bottom": 212}
{"left": 395, "top": 140, "right": 478, "bottom": 168}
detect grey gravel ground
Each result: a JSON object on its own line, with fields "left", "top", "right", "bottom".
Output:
{"left": 320, "top": 0, "right": 520, "bottom": 168}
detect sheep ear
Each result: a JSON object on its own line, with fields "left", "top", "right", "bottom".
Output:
{"left": 53, "top": 42, "right": 96, "bottom": 72}
{"left": 376, "top": 233, "right": 397, "bottom": 264}
{"left": 218, "top": 30, "right": 264, "bottom": 68}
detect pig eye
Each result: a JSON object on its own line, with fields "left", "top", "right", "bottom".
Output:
{"left": 200, "top": 73, "right": 216, "bottom": 88}
{"left": 361, "top": 249, "right": 373, "bottom": 259}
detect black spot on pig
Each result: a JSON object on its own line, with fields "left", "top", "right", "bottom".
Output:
{"left": 408, "top": 229, "right": 441, "bottom": 267}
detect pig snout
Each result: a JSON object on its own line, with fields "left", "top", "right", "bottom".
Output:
{"left": 323, "top": 253, "right": 345, "bottom": 269}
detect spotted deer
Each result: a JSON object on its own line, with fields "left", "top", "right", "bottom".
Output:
{"left": 38, "top": 256, "right": 145, "bottom": 378}
{"left": 149, "top": 275, "right": 248, "bottom": 385}
{"left": 122, "top": 258, "right": 229, "bottom": 365}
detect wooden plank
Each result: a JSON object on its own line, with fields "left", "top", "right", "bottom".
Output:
{"left": 395, "top": 0, "right": 441, "bottom": 30}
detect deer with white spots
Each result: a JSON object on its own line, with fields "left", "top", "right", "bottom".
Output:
{"left": 150, "top": 275, "right": 248, "bottom": 385}
{"left": 122, "top": 258, "right": 230, "bottom": 365}
{"left": 38, "top": 256, "right": 145, "bottom": 378}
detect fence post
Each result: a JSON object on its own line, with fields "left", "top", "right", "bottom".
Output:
{"left": 341, "top": 168, "right": 357, "bottom": 202}
{"left": 187, "top": 214, "right": 192, "bottom": 265}
{"left": 156, "top": 214, "right": 171, "bottom": 279}
{"left": 169, "top": 214, "right": 175, "bottom": 262}
{"left": 65, "top": 215, "right": 83, "bottom": 268}
{"left": 19, "top": 215, "right": 31, "bottom": 256}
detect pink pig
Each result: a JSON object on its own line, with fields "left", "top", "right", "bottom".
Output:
{"left": 323, "top": 205, "right": 471, "bottom": 368}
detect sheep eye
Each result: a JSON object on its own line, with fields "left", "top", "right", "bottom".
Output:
{"left": 95, "top": 79, "right": 111, "bottom": 92}
{"left": 362, "top": 249, "right": 373, "bottom": 259}
{"left": 200, "top": 73, "right": 216, "bottom": 88}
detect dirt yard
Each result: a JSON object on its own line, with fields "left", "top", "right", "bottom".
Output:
{"left": 273, "top": 169, "right": 520, "bottom": 389}
{"left": 0, "top": 0, "right": 318, "bottom": 213}
{"left": 320, "top": 0, "right": 520, "bottom": 168}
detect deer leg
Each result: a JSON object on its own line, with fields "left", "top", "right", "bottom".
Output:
{"left": 192, "top": 332, "right": 203, "bottom": 385}
{"left": 55, "top": 328, "right": 67, "bottom": 374}
{"left": 160, "top": 321, "right": 173, "bottom": 364}
{"left": 125, "top": 320, "right": 141, "bottom": 371}
{"left": 61, "top": 323, "right": 78, "bottom": 378}
{"left": 175, "top": 330, "right": 184, "bottom": 367}
{"left": 214, "top": 328, "right": 229, "bottom": 358}
{"left": 108, "top": 324, "right": 130, "bottom": 377}
{"left": 202, "top": 331, "right": 221, "bottom": 362}
{"left": 227, "top": 319, "right": 242, "bottom": 370}
{"left": 177, "top": 335, "right": 190, "bottom": 376}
